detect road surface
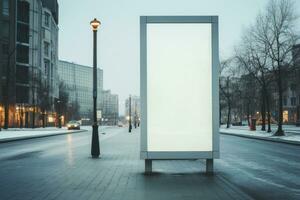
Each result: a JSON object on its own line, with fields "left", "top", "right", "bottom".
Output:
{"left": 0, "top": 127, "right": 299, "bottom": 200}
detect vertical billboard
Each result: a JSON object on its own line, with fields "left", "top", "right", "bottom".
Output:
{"left": 140, "top": 16, "right": 219, "bottom": 171}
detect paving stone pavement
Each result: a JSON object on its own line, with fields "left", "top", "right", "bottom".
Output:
{"left": 0, "top": 127, "right": 252, "bottom": 200}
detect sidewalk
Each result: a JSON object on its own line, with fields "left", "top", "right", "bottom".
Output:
{"left": 220, "top": 125, "right": 300, "bottom": 145}
{"left": 4, "top": 127, "right": 251, "bottom": 200}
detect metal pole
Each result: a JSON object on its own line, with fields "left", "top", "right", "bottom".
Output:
{"left": 31, "top": 0, "right": 35, "bottom": 129}
{"left": 206, "top": 159, "right": 214, "bottom": 175}
{"left": 58, "top": 100, "right": 62, "bottom": 128}
{"left": 134, "top": 102, "right": 137, "bottom": 128}
{"left": 91, "top": 29, "right": 100, "bottom": 158}
{"left": 129, "top": 95, "right": 132, "bottom": 132}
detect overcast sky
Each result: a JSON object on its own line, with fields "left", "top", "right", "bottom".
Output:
{"left": 57, "top": 0, "right": 300, "bottom": 115}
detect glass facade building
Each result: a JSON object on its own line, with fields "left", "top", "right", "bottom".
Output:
{"left": 58, "top": 60, "right": 103, "bottom": 118}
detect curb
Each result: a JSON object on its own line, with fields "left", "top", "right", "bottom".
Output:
{"left": 220, "top": 131, "right": 300, "bottom": 146}
{"left": 0, "top": 129, "right": 88, "bottom": 143}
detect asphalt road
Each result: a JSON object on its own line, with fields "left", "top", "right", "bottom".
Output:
{"left": 0, "top": 127, "right": 299, "bottom": 200}
{"left": 216, "top": 134, "right": 300, "bottom": 200}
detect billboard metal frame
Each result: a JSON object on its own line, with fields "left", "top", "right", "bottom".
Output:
{"left": 140, "top": 16, "right": 220, "bottom": 174}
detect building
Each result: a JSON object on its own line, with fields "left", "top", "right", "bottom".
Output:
{"left": 41, "top": 0, "right": 59, "bottom": 104}
{"left": 101, "top": 90, "right": 119, "bottom": 125}
{"left": 293, "top": 44, "right": 300, "bottom": 66}
{"left": 58, "top": 60, "right": 103, "bottom": 119}
{"left": 295, "top": 45, "right": 300, "bottom": 124}
{"left": 125, "top": 95, "right": 140, "bottom": 125}
{"left": 0, "top": 0, "right": 59, "bottom": 128}
{"left": 277, "top": 45, "right": 300, "bottom": 124}
{"left": 219, "top": 46, "right": 300, "bottom": 125}
{"left": 289, "top": 44, "right": 300, "bottom": 124}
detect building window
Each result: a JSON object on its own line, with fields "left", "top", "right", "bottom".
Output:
{"left": 44, "top": 59, "right": 50, "bottom": 75}
{"left": 283, "top": 110, "right": 289, "bottom": 123}
{"left": 44, "top": 42, "right": 49, "bottom": 56}
{"left": 2, "top": 0, "right": 9, "bottom": 16}
{"left": 283, "top": 96, "right": 287, "bottom": 106}
{"left": 291, "top": 97, "right": 296, "bottom": 106}
{"left": 50, "top": 63, "right": 54, "bottom": 78}
{"left": 45, "top": 12, "right": 50, "bottom": 27}
{"left": 17, "top": 23, "right": 29, "bottom": 43}
{"left": 16, "top": 45, "right": 29, "bottom": 63}
{"left": 42, "top": 28, "right": 45, "bottom": 39}
{"left": 16, "top": 65, "right": 29, "bottom": 84}
{"left": 17, "top": 1, "right": 29, "bottom": 23}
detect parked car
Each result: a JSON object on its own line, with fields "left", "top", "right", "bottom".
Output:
{"left": 67, "top": 120, "right": 80, "bottom": 130}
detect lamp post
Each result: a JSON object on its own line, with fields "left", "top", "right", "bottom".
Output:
{"left": 56, "top": 99, "right": 62, "bottom": 128}
{"left": 90, "top": 18, "right": 101, "bottom": 158}
{"left": 134, "top": 102, "right": 137, "bottom": 129}
{"left": 129, "top": 95, "right": 132, "bottom": 132}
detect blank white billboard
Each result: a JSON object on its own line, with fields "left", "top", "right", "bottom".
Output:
{"left": 147, "top": 23, "right": 213, "bottom": 152}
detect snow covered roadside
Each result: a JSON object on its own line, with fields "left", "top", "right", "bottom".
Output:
{"left": 0, "top": 127, "right": 87, "bottom": 143}
{"left": 220, "top": 126, "right": 300, "bottom": 145}
{"left": 220, "top": 124, "right": 300, "bottom": 133}
{"left": 0, "top": 126, "right": 116, "bottom": 143}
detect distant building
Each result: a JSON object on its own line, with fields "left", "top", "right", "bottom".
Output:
{"left": 275, "top": 45, "right": 300, "bottom": 124}
{"left": 0, "top": 0, "right": 59, "bottom": 127}
{"left": 288, "top": 44, "right": 300, "bottom": 124}
{"left": 278, "top": 66, "right": 298, "bottom": 124}
{"left": 57, "top": 60, "right": 103, "bottom": 119}
{"left": 125, "top": 95, "right": 140, "bottom": 125}
{"left": 219, "top": 42, "right": 300, "bottom": 126}
{"left": 295, "top": 45, "right": 300, "bottom": 124}
{"left": 41, "top": 0, "right": 59, "bottom": 102}
{"left": 293, "top": 44, "right": 300, "bottom": 67}
{"left": 101, "top": 90, "right": 119, "bottom": 125}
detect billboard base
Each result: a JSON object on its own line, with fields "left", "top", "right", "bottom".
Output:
{"left": 145, "top": 159, "right": 152, "bottom": 174}
{"left": 144, "top": 159, "right": 214, "bottom": 174}
{"left": 206, "top": 159, "right": 214, "bottom": 175}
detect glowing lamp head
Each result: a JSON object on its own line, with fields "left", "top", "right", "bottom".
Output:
{"left": 90, "top": 18, "right": 101, "bottom": 31}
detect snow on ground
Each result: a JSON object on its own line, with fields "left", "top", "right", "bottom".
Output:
{"left": 0, "top": 125, "right": 114, "bottom": 141}
{"left": 1, "top": 123, "right": 299, "bottom": 143}
{"left": 0, "top": 127, "right": 80, "bottom": 140}
{"left": 220, "top": 125, "right": 300, "bottom": 143}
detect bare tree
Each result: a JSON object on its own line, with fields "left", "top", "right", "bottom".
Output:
{"left": 253, "top": 0, "right": 299, "bottom": 135}
{"left": 56, "top": 81, "right": 69, "bottom": 125}
{"left": 220, "top": 59, "right": 240, "bottom": 128}
{"left": 239, "top": 74, "right": 258, "bottom": 127}
{"left": 235, "top": 26, "right": 274, "bottom": 132}
{"left": 30, "top": 70, "right": 40, "bottom": 128}
{"left": 56, "top": 81, "right": 81, "bottom": 124}
{"left": 37, "top": 80, "right": 51, "bottom": 128}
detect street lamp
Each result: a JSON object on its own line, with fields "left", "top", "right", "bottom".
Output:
{"left": 90, "top": 18, "right": 101, "bottom": 158}
{"left": 128, "top": 95, "right": 132, "bottom": 132}
{"left": 56, "top": 99, "right": 62, "bottom": 128}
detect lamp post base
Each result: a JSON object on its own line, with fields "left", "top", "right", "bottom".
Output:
{"left": 91, "top": 124, "right": 100, "bottom": 158}
{"left": 129, "top": 124, "right": 132, "bottom": 133}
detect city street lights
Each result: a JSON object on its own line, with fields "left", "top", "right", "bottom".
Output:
{"left": 90, "top": 18, "right": 101, "bottom": 158}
